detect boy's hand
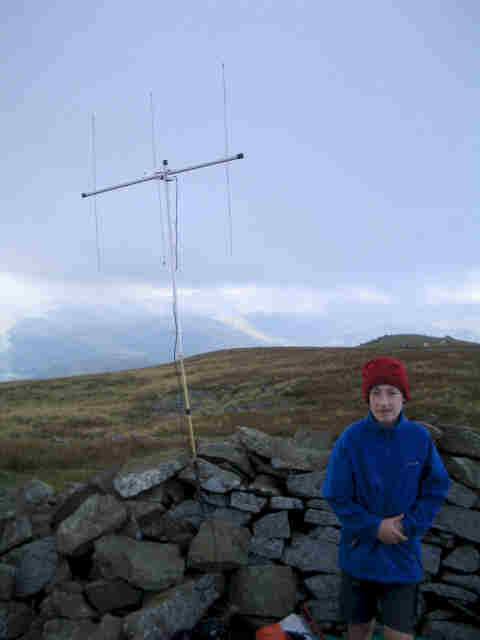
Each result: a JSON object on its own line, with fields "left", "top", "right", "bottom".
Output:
{"left": 377, "top": 514, "right": 408, "bottom": 545}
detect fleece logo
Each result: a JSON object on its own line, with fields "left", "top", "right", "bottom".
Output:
{"left": 405, "top": 460, "right": 420, "bottom": 467}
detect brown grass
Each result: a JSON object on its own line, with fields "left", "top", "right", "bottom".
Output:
{"left": 1, "top": 345, "right": 479, "bottom": 489}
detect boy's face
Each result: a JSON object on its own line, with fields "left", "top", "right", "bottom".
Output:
{"left": 369, "top": 384, "right": 404, "bottom": 426}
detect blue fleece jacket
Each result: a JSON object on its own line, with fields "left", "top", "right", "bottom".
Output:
{"left": 322, "top": 411, "right": 452, "bottom": 583}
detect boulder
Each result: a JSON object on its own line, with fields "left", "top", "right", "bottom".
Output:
{"left": 0, "top": 601, "right": 34, "bottom": 638}
{"left": 0, "top": 516, "right": 32, "bottom": 554}
{"left": 41, "top": 588, "right": 96, "bottom": 619}
{"left": 85, "top": 579, "right": 142, "bottom": 614}
{"left": 437, "top": 424, "right": 480, "bottom": 459}
{"left": 123, "top": 574, "right": 225, "bottom": 640}
{"left": 229, "top": 566, "right": 296, "bottom": 618}
{"left": 286, "top": 471, "right": 327, "bottom": 498}
{"left": 253, "top": 511, "right": 290, "bottom": 539}
{"left": 178, "top": 458, "right": 243, "bottom": 494}
{"left": 2, "top": 536, "right": 58, "bottom": 597}
{"left": 197, "top": 439, "right": 255, "bottom": 477}
{"left": 113, "top": 455, "right": 188, "bottom": 498}
{"left": 433, "top": 504, "right": 480, "bottom": 544}
{"left": 93, "top": 535, "right": 185, "bottom": 591}
{"left": 442, "top": 544, "right": 480, "bottom": 573}
{"left": 188, "top": 520, "right": 250, "bottom": 570}
{"left": 443, "top": 456, "right": 480, "bottom": 491}
{"left": 56, "top": 494, "right": 128, "bottom": 555}
{"left": 42, "top": 618, "right": 98, "bottom": 640}
{"left": 282, "top": 535, "right": 339, "bottom": 573}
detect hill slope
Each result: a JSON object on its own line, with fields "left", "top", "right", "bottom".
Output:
{"left": 1, "top": 344, "right": 479, "bottom": 488}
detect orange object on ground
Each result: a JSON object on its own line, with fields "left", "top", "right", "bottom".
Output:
{"left": 255, "top": 622, "right": 290, "bottom": 640}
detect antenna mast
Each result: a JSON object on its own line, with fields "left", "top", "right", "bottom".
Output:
{"left": 81, "top": 152, "right": 244, "bottom": 458}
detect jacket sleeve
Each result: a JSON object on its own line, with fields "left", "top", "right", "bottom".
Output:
{"left": 322, "top": 433, "right": 382, "bottom": 543}
{"left": 402, "top": 436, "right": 452, "bottom": 539}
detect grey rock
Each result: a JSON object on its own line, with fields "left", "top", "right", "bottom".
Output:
{"left": 446, "top": 479, "right": 479, "bottom": 508}
{"left": 419, "top": 581, "right": 478, "bottom": 602}
{"left": 0, "top": 516, "right": 32, "bottom": 554}
{"left": 56, "top": 494, "right": 128, "bottom": 555}
{"left": 0, "top": 564, "right": 15, "bottom": 600}
{"left": 304, "top": 509, "right": 339, "bottom": 526}
{"left": 90, "top": 614, "right": 123, "bottom": 640}
{"left": 85, "top": 579, "right": 142, "bottom": 614}
{"left": 2, "top": 536, "right": 58, "bottom": 597}
{"left": 199, "top": 491, "right": 229, "bottom": 508}
{"left": 421, "top": 543, "right": 442, "bottom": 576}
{"left": 167, "top": 500, "right": 213, "bottom": 529}
{"left": 425, "top": 609, "right": 455, "bottom": 621}
{"left": 0, "top": 489, "right": 19, "bottom": 521}
{"left": 249, "top": 475, "right": 282, "bottom": 496}
{"left": 209, "top": 508, "right": 252, "bottom": 527}
{"left": 188, "top": 520, "right": 250, "bottom": 570}
{"left": 304, "top": 573, "right": 342, "bottom": 600}
{"left": 433, "top": 503, "right": 480, "bottom": 543}
{"left": 442, "top": 571, "right": 480, "bottom": 595}
{"left": 423, "top": 530, "right": 455, "bottom": 548}
{"left": 22, "top": 479, "right": 55, "bottom": 506}
{"left": 249, "top": 537, "right": 284, "bottom": 559}
{"left": 52, "top": 484, "right": 98, "bottom": 529}
{"left": 253, "top": 511, "right": 290, "bottom": 539}
{"left": 308, "top": 526, "right": 341, "bottom": 545}
{"left": 42, "top": 618, "right": 98, "bottom": 640}
{"left": 307, "top": 498, "right": 333, "bottom": 510}
{"left": 444, "top": 456, "right": 480, "bottom": 491}
{"left": 270, "top": 497, "right": 303, "bottom": 510}
{"left": 286, "top": 471, "right": 327, "bottom": 498}
{"left": 419, "top": 423, "right": 443, "bottom": 443}
{"left": 443, "top": 544, "right": 480, "bottom": 573}
{"left": 229, "top": 566, "right": 296, "bottom": 617}
{"left": 230, "top": 492, "right": 267, "bottom": 513}
{"left": 304, "top": 597, "right": 343, "bottom": 623}
{"left": 249, "top": 453, "right": 290, "bottom": 479}
{"left": 0, "top": 602, "right": 34, "bottom": 639}
{"left": 179, "top": 458, "right": 243, "bottom": 494}
{"left": 94, "top": 534, "right": 184, "bottom": 591}
{"left": 282, "top": 535, "right": 339, "bottom": 573}
{"left": 421, "top": 619, "right": 480, "bottom": 640}
{"left": 197, "top": 439, "right": 255, "bottom": 477}
{"left": 437, "top": 424, "right": 480, "bottom": 459}
{"left": 113, "top": 455, "right": 188, "bottom": 498}
{"left": 123, "top": 500, "right": 165, "bottom": 523}
{"left": 41, "top": 588, "right": 96, "bottom": 619}
{"left": 123, "top": 574, "right": 225, "bottom": 640}
{"left": 141, "top": 512, "right": 197, "bottom": 545}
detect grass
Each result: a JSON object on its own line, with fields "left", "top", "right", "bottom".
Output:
{"left": 1, "top": 343, "right": 480, "bottom": 490}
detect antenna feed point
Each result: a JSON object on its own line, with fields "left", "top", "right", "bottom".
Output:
{"left": 237, "top": 153, "right": 244, "bottom": 159}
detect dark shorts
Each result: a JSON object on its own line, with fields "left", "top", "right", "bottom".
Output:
{"left": 339, "top": 569, "right": 418, "bottom": 634}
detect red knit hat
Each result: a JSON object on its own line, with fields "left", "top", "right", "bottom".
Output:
{"left": 362, "top": 357, "right": 410, "bottom": 402}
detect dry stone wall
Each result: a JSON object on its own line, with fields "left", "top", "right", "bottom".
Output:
{"left": 0, "top": 422, "right": 479, "bottom": 640}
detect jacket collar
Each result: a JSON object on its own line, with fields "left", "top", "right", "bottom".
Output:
{"left": 365, "top": 410, "right": 406, "bottom": 436}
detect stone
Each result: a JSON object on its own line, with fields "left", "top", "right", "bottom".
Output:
{"left": 304, "top": 598, "right": 343, "bottom": 623}
{"left": 123, "top": 574, "right": 225, "bottom": 640}
{"left": 2, "top": 536, "right": 58, "bottom": 597}
{"left": 421, "top": 619, "right": 480, "bottom": 640}
{"left": 229, "top": 566, "right": 296, "bottom": 617}
{"left": 178, "top": 458, "right": 243, "bottom": 494}
{"left": 308, "top": 526, "right": 341, "bottom": 545}
{"left": 0, "top": 564, "right": 15, "bottom": 600}
{"left": 419, "top": 423, "right": 443, "bottom": 443}
{"left": 423, "top": 530, "right": 455, "bottom": 548}
{"left": 443, "top": 545, "right": 480, "bottom": 573}
{"left": 93, "top": 535, "right": 184, "bottom": 591}
{"left": 41, "top": 588, "right": 96, "bottom": 619}
{"left": 437, "top": 424, "right": 480, "bottom": 459}
{"left": 282, "top": 535, "right": 339, "bottom": 573}
{"left": 199, "top": 491, "right": 229, "bottom": 508}
{"left": 167, "top": 500, "right": 213, "bottom": 529}
{"left": 209, "top": 508, "right": 252, "bottom": 527}
{"left": 52, "top": 484, "right": 98, "bottom": 529}
{"left": 85, "top": 579, "right": 142, "bottom": 614}
{"left": 197, "top": 439, "right": 255, "bottom": 477}
{"left": 123, "top": 500, "right": 165, "bottom": 523}
{"left": 444, "top": 456, "right": 480, "bottom": 491}
{"left": 253, "top": 511, "right": 290, "bottom": 539}
{"left": 304, "top": 509, "right": 339, "bottom": 526}
{"left": 0, "top": 516, "right": 32, "bottom": 554}
{"left": 421, "top": 543, "right": 442, "bottom": 576}
{"left": 446, "top": 479, "right": 479, "bottom": 508}
{"left": 141, "top": 512, "right": 197, "bottom": 545}
{"left": 0, "top": 601, "right": 34, "bottom": 639}
{"left": 90, "top": 614, "right": 123, "bottom": 640}
{"left": 188, "top": 520, "right": 250, "bottom": 570}
{"left": 419, "top": 581, "right": 478, "bottom": 602}
{"left": 249, "top": 536, "right": 284, "bottom": 559}
{"left": 304, "top": 573, "right": 342, "bottom": 600}
{"left": 270, "top": 497, "right": 303, "bottom": 510}
{"left": 56, "top": 494, "right": 128, "bottom": 555}
{"left": 230, "top": 492, "right": 267, "bottom": 513}
{"left": 249, "top": 474, "right": 282, "bottom": 496}
{"left": 22, "top": 479, "right": 55, "bottom": 506}
{"left": 42, "top": 618, "right": 98, "bottom": 640}
{"left": 433, "top": 503, "right": 480, "bottom": 544}
{"left": 442, "top": 571, "right": 480, "bottom": 595}
{"left": 113, "top": 455, "right": 188, "bottom": 498}
{"left": 286, "top": 471, "right": 327, "bottom": 498}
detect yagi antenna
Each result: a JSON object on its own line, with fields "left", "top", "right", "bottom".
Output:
{"left": 81, "top": 151, "right": 245, "bottom": 458}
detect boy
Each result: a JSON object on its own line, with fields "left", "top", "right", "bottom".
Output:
{"left": 322, "top": 357, "right": 451, "bottom": 640}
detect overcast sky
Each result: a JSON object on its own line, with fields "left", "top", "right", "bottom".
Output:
{"left": 1, "top": 1, "right": 479, "bottom": 378}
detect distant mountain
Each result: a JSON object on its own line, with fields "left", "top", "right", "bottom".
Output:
{"left": 0, "top": 310, "right": 266, "bottom": 381}
{"left": 359, "top": 333, "right": 480, "bottom": 348}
